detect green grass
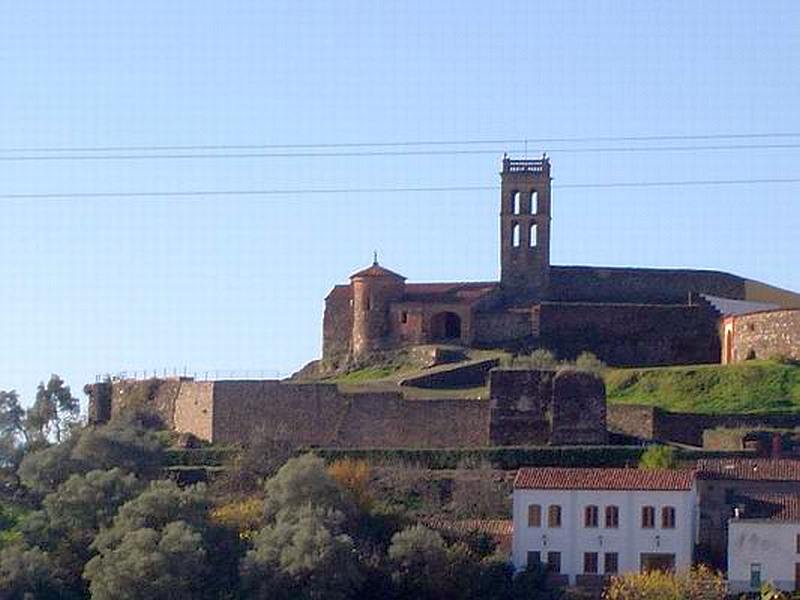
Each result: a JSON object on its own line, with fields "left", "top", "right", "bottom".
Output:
{"left": 606, "top": 360, "right": 800, "bottom": 414}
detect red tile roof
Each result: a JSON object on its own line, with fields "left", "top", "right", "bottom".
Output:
{"left": 349, "top": 262, "right": 406, "bottom": 280}
{"left": 514, "top": 468, "right": 696, "bottom": 491}
{"left": 732, "top": 494, "right": 800, "bottom": 522}
{"left": 697, "top": 459, "right": 800, "bottom": 482}
{"left": 423, "top": 518, "right": 513, "bottom": 537}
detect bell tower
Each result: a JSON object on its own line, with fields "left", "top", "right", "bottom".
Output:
{"left": 499, "top": 155, "right": 551, "bottom": 301}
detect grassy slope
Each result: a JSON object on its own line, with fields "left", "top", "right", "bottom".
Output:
{"left": 606, "top": 360, "right": 800, "bottom": 414}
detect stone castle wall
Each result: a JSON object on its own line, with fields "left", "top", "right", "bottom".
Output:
{"left": 547, "top": 266, "right": 746, "bottom": 304}
{"left": 608, "top": 404, "right": 800, "bottom": 447}
{"left": 538, "top": 302, "right": 720, "bottom": 366}
{"left": 726, "top": 309, "right": 800, "bottom": 363}
{"left": 87, "top": 369, "right": 608, "bottom": 448}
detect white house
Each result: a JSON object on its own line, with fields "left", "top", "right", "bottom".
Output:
{"left": 728, "top": 494, "right": 800, "bottom": 594}
{"left": 512, "top": 467, "right": 698, "bottom": 586}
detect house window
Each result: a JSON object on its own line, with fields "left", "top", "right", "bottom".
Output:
{"left": 584, "top": 552, "right": 599, "bottom": 574}
{"left": 796, "top": 533, "right": 800, "bottom": 553}
{"left": 548, "top": 505, "right": 562, "bottom": 528}
{"left": 585, "top": 505, "right": 599, "bottom": 528}
{"left": 530, "top": 190, "right": 539, "bottom": 214}
{"left": 662, "top": 507, "right": 676, "bottom": 529}
{"left": 605, "top": 552, "right": 619, "bottom": 575}
{"left": 529, "top": 223, "right": 538, "bottom": 248}
{"left": 605, "top": 505, "right": 619, "bottom": 528}
{"left": 750, "top": 563, "right": 762, "bottom": 589}
{"left": 547, "top": 551, "right": 562, "bottom": 574}
{"left": 527, "top": 550, "right": 541, "bottom": 568}
{"left": 528, "top": 504, "right": 542, "bottom": 527}
{"left": 642, "top": 506, "right": 655, "bottom": 529}
{"left": 400, "top": 311, "right": 408, "bottom": 324}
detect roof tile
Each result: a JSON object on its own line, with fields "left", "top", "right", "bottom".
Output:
{"left": 514, "top": 467, "right": 696, "bottom": 491}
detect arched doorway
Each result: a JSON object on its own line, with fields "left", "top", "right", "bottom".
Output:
{"left": 430, "top": 311, "right": 462, "bottom": 341}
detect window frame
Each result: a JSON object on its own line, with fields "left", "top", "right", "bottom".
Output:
{"left": 583, "top": 552, "right": 599, "bottom": 575}
{"left": 605, "top": 505, "right": 619, "bottom": 528}
{"left": 584, "top": 505, "right": 599, "bottom": 528}
{"left": 548, "top": 504, "right": 562, "bottom": 528}
{"left": 528, "top": 504, "right": 542, "bottom": 528}
{"left": 604, "top": 552, "right": 619, "bottom": 575}
{"left": 661, "top": 506, "right": 676, "bottom": 529}
{"left": 641, "top": 505, "right": 655, "bottom": 529}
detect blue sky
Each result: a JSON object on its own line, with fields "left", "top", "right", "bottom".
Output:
{"left": 0, "top": 1, "right": 798, "bottom": 405}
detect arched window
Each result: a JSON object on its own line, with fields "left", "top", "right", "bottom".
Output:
{"left": 529, "top": 223, "right": 537, "bottom": 248}
{"left": 584, "top": 505, "right": 599, "bottom": 528}
{"left": 548, "top": 505, "right": 562, "bottom": 528}
{"left": 530, "top": 190, "right": 539, "bottom": 214}
{"left": 641, "top": 506, "right": 655, "bottom": 529}
{"left": 528, "top": 504, "right": 542, "bottom": 527}
{"left": 662, "top": 506, "right": 676, "bottom": 529}
{"left": 512, "top": 191, "right": 521, "bottom": 214}
{"left": 605, "top": 505, "right": 619, "bottom": 528}
{"left": 512, "top": 223, "right": 521, "bottom": 247}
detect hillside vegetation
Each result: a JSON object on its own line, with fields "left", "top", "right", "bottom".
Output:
{"left": 606, "top": 360, "right": 800, "bottom": 414}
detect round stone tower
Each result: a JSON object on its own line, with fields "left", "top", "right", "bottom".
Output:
{"left": 350, "top": 258, "right": 406, "bottom": 359}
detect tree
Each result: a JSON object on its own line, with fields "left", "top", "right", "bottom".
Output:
{"left": 83, "top": 520, "right": 209, "bottom": 600}
{"left": 21, "top": 468, "right": 142, "bottom": 594}
{"left": 26, "top": 375, "right": 79, "bottom": 444}
{"left": 17, "top": 434, "right": 83, "bottom": 495}
{"left": 0, "top": 543, "right": 67, "bottom": 599}
{"left": 328, "top": 458, "right": 372, "bottom": 510}
{"left": 387, "top": 525, "right": 452, "bottom": 599}
{"left": 638, "top": 445, "right": 678, "bottom": 470}
{"left": 241, "top": 504, "right": 363, "bottom": 600}
{"left": 263, "top": 453, "right": 354, "bottom": 522}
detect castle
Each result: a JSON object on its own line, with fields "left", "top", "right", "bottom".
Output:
{"left": 323, "top": 156, "right": 800, "bottom": 368}
{"left": 85, "top": 157, "right": 800, "bottom": 450}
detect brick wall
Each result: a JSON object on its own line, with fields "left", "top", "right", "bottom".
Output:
{"left": 322, "top": 286, "right": 353, "bottom": 363}
{"left": 551, "top": 369, "right": 607, "bottom": 445}
{"left": 173, "top": 381, "right": 214, "bottom": 441}
{"left": 728, "top": 309, "right": 800, "bottom": 362}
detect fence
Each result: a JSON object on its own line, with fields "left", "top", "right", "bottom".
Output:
{"left": 94, "top": 368, "right": 290, "bottom": 382}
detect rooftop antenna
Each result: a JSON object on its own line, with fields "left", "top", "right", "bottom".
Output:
{"left": 373, "top": 250, "right": 379, "bottom": 265}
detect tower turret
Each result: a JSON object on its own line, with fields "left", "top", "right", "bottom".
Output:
{"left": 500, "top": 155, "right": 552, "bottom": 301}
{"left": 350, "top": 258, "right": 406, "bottom": 359}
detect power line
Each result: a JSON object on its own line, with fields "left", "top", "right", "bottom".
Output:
{"left": 1, "top": 142, "right": 800, "bottom": 162}
{"left": 1, "top": 131, "right": 799, "bottom": 153}
{"left": 1, "top": 177, "right": 799, "bottom": 200}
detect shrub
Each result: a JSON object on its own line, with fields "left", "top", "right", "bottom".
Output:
{"left": 638, "top": 445, "right": 678, "bottom": 470}
{"left": 574, "top": 352, "right": 607, "bottom": 375}
{"left": 328, "top": 459, "right": 372, "bottom": 510}
{"left": 603, "top": 565, "right": 726, "bottom": 600}
{"left": 512, "top": 349, "right": 558, "bottom": 370}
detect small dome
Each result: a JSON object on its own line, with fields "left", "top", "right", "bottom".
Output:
{"left": 349, "top": 261, "right": 406, "bottom": 281}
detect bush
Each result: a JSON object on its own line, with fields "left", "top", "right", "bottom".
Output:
{"left": 638, "top": 445, "right": 678, "bottom": 470}
{"left": 512, "top": 349, "right": 558, "bottom": 370}
{"left": 328, "top": 458, "right": 372, "bottom": 510}
{"left": 603, "top": 565, "right": 726, "bottom": 600}
{"left": 574, "top": 352, "right": 607, "bottom": 375}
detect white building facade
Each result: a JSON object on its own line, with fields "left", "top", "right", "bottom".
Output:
{"left": 728, "top": 495, "right": 800, "bottom": 594}
{"left": 512, "top": 468, "right": 698, "bottom": 586}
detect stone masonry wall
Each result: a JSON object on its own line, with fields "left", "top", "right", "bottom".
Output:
{"left": 89, "top": 370, "right": 608, "bottom": 448}
{"left": 729, "top": 309, "right": 800, "bottom": 363}
{"left": 608, "top": 404, "right": 800, "bottom": 447}
{"left": 538, "top": 302, "right": 720, "bottom": 366}
{"left": 548, "top": 266, "right": 746, "bottom": 304}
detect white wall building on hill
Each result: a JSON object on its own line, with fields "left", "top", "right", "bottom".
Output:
{"left": 512, "top": 468, "right": 698, "bottom": 586}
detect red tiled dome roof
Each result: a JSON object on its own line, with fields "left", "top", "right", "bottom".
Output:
{"left": 349, "top": 262, "right": 406, "bottom": 280}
